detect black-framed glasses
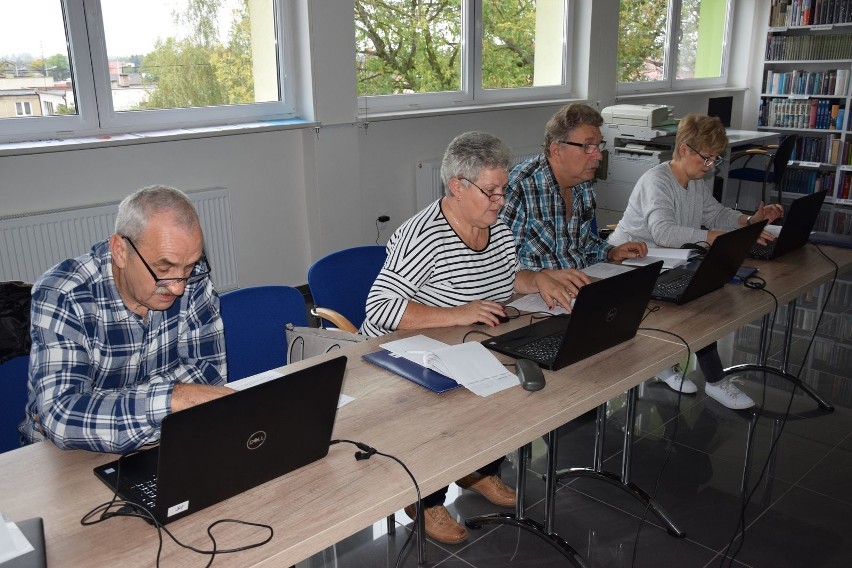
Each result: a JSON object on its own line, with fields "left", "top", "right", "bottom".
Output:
{"left": 558, "top": 140, "right": 606, "bottom": 154}
{"left": 686, "top": 144, "right": 723, "bottom": 167}
{"left": 122, "top": 236, "right": 211, "bottom": 287}
{"left": 459, "top": 177, "right": 506, "bottom": 203}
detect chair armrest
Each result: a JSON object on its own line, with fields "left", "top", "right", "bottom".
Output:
{"left": 730, "top": 148, "right": 770, "bottom": 162}
{"left": 311, "top": 307, "right": 358, "bottom": 333}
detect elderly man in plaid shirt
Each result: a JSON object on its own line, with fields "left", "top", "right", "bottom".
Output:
{"left": 19, "top": 185, "right": 233, "bottom": 453}
{"left": 501, "top": 103, "right": 648, "bottom": 303}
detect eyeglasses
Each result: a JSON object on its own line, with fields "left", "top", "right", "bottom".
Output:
{"left": 558, "top": 140, "right": 607, "bottom": 154}
{"left": 686, "top": 144, "right": 723, "bottom": 167}
{"left": 459, "top": 177, "right": 506, "bottom": 203}
{"left": 122, "top": 236, "right": 211, "bottom": 287}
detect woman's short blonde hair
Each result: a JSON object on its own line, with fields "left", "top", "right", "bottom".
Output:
{"left": 675, "top": 114, "right": 728, "bottom": 156}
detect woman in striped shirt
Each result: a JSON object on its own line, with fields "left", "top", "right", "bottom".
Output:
{"left": 361, "top": 131, "right": 573, "bottom": 544}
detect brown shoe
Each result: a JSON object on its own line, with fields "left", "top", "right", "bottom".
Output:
{"left": 404, "top": 504, "right": 467, "bottom": 544}
{"left": 456, "top": 474, "right": 516, "bottom": 507}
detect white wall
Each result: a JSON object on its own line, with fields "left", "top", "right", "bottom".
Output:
{"left": 0, "top": 0, "right": 766, "bottom": 289}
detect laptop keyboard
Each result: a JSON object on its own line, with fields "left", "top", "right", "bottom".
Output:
{"left": 653, "top": 272, "right": 693, "bottom": 297}
{"left": 514, "top": 333, "right": 564, "bottom": 362}
{"left": 750, "top": 241, "right": 775, "bottom": 259}
{"left": 128, "top": 476, "right": 158, "bottom": 509}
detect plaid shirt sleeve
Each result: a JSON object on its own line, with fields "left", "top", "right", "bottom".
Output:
{"left": 25, "top": 262, "right": 226, "bottom": 454}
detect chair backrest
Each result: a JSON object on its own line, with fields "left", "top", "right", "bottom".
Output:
{"left": 0, "top": 355, "right": 29, "bottom": 453}
{"left": 773, "top": 134, "right": 799, "bottom": 185}
{"left": 307, "top": 245, "right": 387, "bottom": 329}
{"left": 219, "top": 285, "right": 308, "bottom": 381}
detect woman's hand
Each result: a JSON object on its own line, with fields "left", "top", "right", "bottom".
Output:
{"left": 752, "top": 201, "right": 784, "bottom": 225}
{"left": 452, "top": 300, "right": 508, "bottom": 327}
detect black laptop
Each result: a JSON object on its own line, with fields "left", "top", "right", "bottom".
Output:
{"left": 652, "top": 220, "right": 767, "bottom": 304}
{"left": 94, "top": 356, "right": 347, "bottom": 525}
{"left": 750, "top": 190, "right": 827, "bottom": 259}
{"left": 483, "top": 260, "right": 663, "bottom": 371}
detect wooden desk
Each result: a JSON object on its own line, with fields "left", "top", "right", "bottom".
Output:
{"left": 640, "top": 244, "right": 852, "bottom": 351}
{"left": 0, "top": 329, "right": 683, "bottom": 566}
{"left": 2, "top": 244, "right": 847, "bottom": 567}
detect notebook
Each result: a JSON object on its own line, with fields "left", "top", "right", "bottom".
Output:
{"left": 362, "top": 349, "right": 460, "bottom": 393}
{"left": 482, "top": 260, "right": 663, "bottom": 371}
{"left": 651, "top": 220, "right": 767, "bottom": 304}
{"left": 750, "top": 190, "right": 827, "bottom": 259}
{"left": 93, "top": 355, "right": 347, "bottom": 525}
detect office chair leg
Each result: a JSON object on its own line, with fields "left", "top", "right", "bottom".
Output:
{"left": 734, "top": 179, "right": 743, "bottom": 210}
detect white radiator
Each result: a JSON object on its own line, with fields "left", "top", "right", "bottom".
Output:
{"left": 0, "top": 187, "right": 239, "bottom": 291}
{"left": 415, "top": 145, "right": 543, "bottom": 210}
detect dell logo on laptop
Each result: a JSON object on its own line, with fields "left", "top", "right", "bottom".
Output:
{"left": 247, "top": 431, "right": 267, "bottom": 450}
{"left": 605, "top": 307, "right": 618, "bottom": 322}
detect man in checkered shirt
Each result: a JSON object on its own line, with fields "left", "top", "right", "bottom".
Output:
{"left": 19, "top": 185, "right": 233, "bottom": 453}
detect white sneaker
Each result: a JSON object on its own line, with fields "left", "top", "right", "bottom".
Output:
{"left": 704, "top": 377, "right": 755, "bottom": 410}
{"left": 654, "top": 364, "right": 697, "bottom": 394}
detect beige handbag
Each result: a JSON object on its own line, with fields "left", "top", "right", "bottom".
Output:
{"left": 285, "top": 324, "right": 365, "bottom": 363}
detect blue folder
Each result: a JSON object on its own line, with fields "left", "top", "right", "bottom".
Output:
{"left": 362, "top": 349, "right": 460, "bottom": 393}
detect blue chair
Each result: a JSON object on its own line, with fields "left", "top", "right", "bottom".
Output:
{"left": 728, "top": 134, "right": 798, "bottom": 210}
{"left": 307, "top": 245, "right": 386, "bottom": 332}
{"left": 0, "top": 355, "right": 29, "bottom": 453}
{"left": 219, "top": 285, "right": 308, "bottom": 381}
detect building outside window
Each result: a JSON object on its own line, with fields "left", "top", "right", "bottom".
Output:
{"left": 0, "top": 0, "right": 296, "bottom": 143}
{"left": 355, "top": 0, "right": 573, "bottom": 113}
{"left": 617, "top": 0, "right": 733, "bottom": 94}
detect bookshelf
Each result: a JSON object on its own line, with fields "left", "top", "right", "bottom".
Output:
{"left": 758, "top": 1, "right": 852, "bottom": 229}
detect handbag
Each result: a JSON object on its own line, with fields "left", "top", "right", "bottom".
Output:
{"left": 285, "top": 324, "right": 365, "bottom": 363}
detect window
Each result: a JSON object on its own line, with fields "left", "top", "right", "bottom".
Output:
{"left": 0, "top": 0, "right": 295, "bottom": 143}
{"left": 15, "top": 102, "right": 34, "bottom": 116}
{"left": 354, "top": 0, "right": 573, "bottom": 113}
{"left": 617, "top": 0, "right": 732, "bottom": 94}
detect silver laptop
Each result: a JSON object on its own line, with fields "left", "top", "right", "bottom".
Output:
{"left": 94, "top": 356, "right": 347, "bottom": 524}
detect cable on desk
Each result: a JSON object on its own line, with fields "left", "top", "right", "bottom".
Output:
{"left": 721, "top": 246, "right": 839, "bottom": 568}
{"left": 633, "top": 327, "right": 692, "bottom": 567}
{"left": 81, "top": 452, "right": 273, "bottom": 567}
{"left": 330, "top": 439, "right": 421, "bottom": 568}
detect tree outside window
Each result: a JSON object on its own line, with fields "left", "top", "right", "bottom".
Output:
{"left": 355, "top": 0, "right": 570, "bottom": 110}
{"left": 617, "top": 0, "right": 730, "bottom": 92}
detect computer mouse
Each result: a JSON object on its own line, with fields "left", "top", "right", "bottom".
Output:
{"left": 474, "top": 310, "right": 510, "bottom": 325}
{"left": 515, "top": 359, "right": 545, "bottom": 392}
{"left": 680, "top": 242, "right": 708, "bottom": 254}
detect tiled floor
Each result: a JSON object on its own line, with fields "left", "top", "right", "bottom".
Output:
{"left": 297, "top": 265, "right": 852, "bottom": 568}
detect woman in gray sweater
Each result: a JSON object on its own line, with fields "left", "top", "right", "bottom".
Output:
{"left": 609, "top": 114, "right": 783, "bottom": 409}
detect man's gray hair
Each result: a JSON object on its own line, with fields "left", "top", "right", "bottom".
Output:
{"left": 440, "top": 131, "right": 511, "bottom": 192}
{"left": 543, "top": 103, "right": 603, "bottom": 157}
{"left": 115, "top": 185, "right": 200, "bottom": 241}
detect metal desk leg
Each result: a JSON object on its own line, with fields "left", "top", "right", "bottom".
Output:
{"left": 553, "top": 389, "right": 686, "bottom": 538}
{"left": 725, "top": 300, "right": 834, "bottom": 411}
{"left": 465, "top": 442, "right": 588, "bottom": 567}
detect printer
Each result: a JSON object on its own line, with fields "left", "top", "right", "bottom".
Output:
{"left": 602, "top": 104, "right": 673, "bottom": 128}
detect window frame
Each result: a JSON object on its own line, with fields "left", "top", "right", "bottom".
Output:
{"left": 356, "top": 0, "right": 574, "bottom": 115}
{"left": 0, "top": 0, "right": 297, "bottom": 144}
{"left": 616, "top": 0, "right": 734, "bottom": 96}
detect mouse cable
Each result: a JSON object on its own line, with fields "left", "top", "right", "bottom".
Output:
{"left": 81, "top": 453, "right": 273, "bottom": 568}
{"left": 723, "top": 248, "right": 839, "bottom": 567}
{"left": 641, "top": 305, "right": 660, "bottom": 323}
{"left": 461, "top": 311, "right": 553, "bottom": 344}
{"left": 330, "top": 439, "right": 421, "bottom": 568}
{"left": 632, "top": 327, "right": 691, "bottom": 567}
